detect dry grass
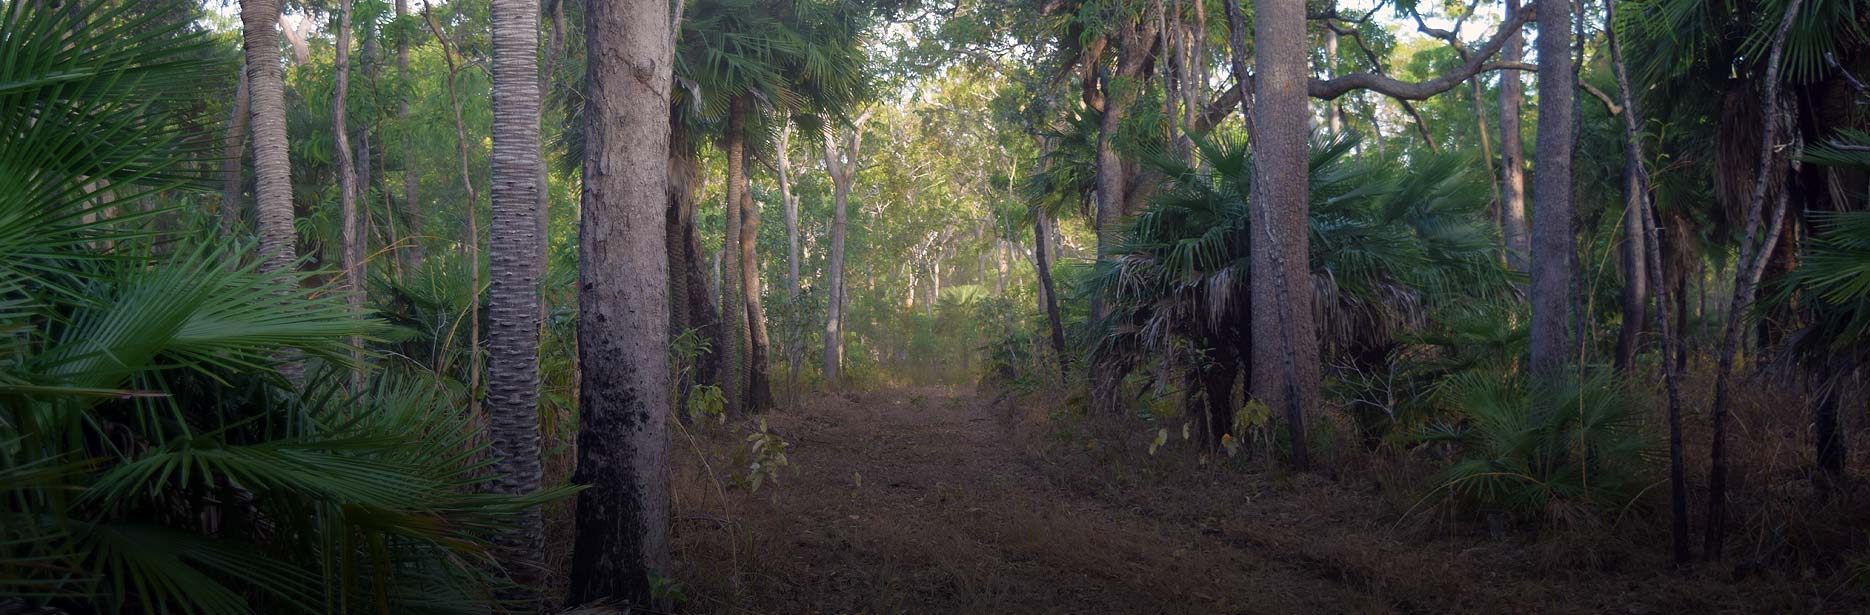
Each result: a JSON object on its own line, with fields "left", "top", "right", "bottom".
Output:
{"left": 537, "top": 357, "right": 1866, "bottom": 614}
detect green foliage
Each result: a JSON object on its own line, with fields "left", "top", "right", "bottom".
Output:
{"left": 1416, "top": 369, "right": 1658, "bottom": 526}
{"left": 736, "top": 420, "right": 792, "bottom": 494}
{"left": 0, "top": 5, "right": 560, "bottom": 612}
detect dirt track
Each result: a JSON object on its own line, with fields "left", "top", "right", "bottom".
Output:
{"left": 669, "top": 386, "right": 1848, "bottom": 615}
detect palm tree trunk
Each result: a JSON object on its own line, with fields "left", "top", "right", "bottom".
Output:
{"left": 240, "top": 0, "right": 299, "bottom": 382}
{"left": 487, "top": 0, "right": 545, "bottom": 600}
{"left": 568, "top": 0, "right": 673, "bottom": 604}
{"left": 722, "top": 97, "right": 747, "bottom": 414}
{"left": 1248, "top": 0, "right": 1317, "bottom": 470}
{"left": 1529, "top": 0, "right": 1576, "bottom": 382}
{"left": 241, "top": 0, "right": 292, "bottom": 275}
{"left": 1498, "top": 0, "right": 1529, "bottom": 274}
{"left": 742, "top": 190, "right": 774, "bottom": 411}
{"left": 219, "top": 69, "right": 249, "bottom": 233}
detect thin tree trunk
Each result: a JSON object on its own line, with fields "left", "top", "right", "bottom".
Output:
{"left": 1034, "top": 213, "right": 1067, "bottom": 376}
{"left": 1606, "top": 3, "right": 1688, "bottom": 564}
{"left": 1529, "top": 0, "right": 1576, "bottom": 381}
{"left": 333, "top": 0, "right": 364, "bottom": 389}
{"left": 1707, "top": 0, "right": 1803, "bottom": 560}
{"left": 823, "top": 112, "right": 869, "bottom": 389}
{"left": 1498, "top": 0, "right": 1529, "bottom": 274}
{"left": 722, "top": 97, "right": 748, "bottom": 414}
{"left": 742, "top": 189, "right": 774, "bottom": 411}
{"left": 567, "top": 0, "right": 673, "bottom": 604}
{"left": 219, "top": 69, "right": 249, "bottom": 233}
{"left": 778, "top": 122, "right": 801, "bottom": 400}
{"left": 425, "top": 6, "right": 483, "bottom": 413}
{"left": 397, "top": 0, "right": 420, "bottom": 271}
{"left": 487, "top": 0, "right": 546, "bottom": 599}
{"left": 1248, "top": 0, "right": 1316, "bottom": 470}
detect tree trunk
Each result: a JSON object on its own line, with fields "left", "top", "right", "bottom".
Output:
{"left": 1614, "top": 187, "right": 1649, "bottom": 372}
{"left": 1497, "top": 0, "right": 1529, "bottom": 274}
{"left": 567, "top": 0, "right": 673, "bottom": 604}
{"left": 397, "top": 0, "right": 420, "bottom": 271}
{"left": 778, "top": 122, "right": 801, "bottom": 399}
{"left": 1089, "top": 12, "right": 1160, "bottom": 416}
{"left": 722, "top": 97, "right": 748, "bottom": 414}
{"left": 487, "top": 0, "right": 545, "bottom": 600}
{"left": 1249, "top": 0, "right": 1317, "bottom": 470}
{"left": 219, "top": 69, "right": 249, "bottom": 233}
{"left": 241, "top": 0, "right": 293, "bottom": 276}
{"left": 1529, "top": 0, "right": 1576, "bottom": 382}
{"left": 1606, "top": 3, "right": 1689, "bottom": 564}
{"left": 333, "top": 0, "right": 363, "bottom": 387}
{"left": 823, "top": 112, "right": 868, "bottom": 389}
{"left": 240, "top": 0, "right": 299, "bottom": 382}
{"left": 425, "top": 7, "right": 482, "bottom": 416}
{"left": 741, "top": 189, "right": 774, "bottom": 411}
{"left": 1708, "top": 0, "right": 1803, "bottom": 560}
{"left": 1034, "top": 213, "right": 1067, "bottom": 376}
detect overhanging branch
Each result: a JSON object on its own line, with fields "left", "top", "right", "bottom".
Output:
{"left": 1308, "top": 3, "right": 1538, "bottom": 101}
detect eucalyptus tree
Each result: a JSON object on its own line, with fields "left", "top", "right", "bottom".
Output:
{"left": 1497, "top": 0, "right": 1528, "bottom": 274}
{"left": 332, "top": 0, "right": 362, "bottom": 385}
{"left": 485, "top": 0, "right": 547, "bottom": 599}
{"left": 568, "top": 0, "right": 674, "bottom": 606}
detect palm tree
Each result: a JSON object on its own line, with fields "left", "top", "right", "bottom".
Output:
{"left": 239, "top": 0, "right": 293, "bottom": 276}
{"left": 568, "top": 0, "right": 674, "bottom": 607}
{"left": 486, "top": 0, "right": 547, "bottom": 601}
{"left": 0, "top": 7, "right": 556, "bottom": 610}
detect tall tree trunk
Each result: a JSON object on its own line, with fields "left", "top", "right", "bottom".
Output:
{"left": 397, "top": 0, "right": 420, "bottom": 271}
{"left": 356, "top": 12, "right": 376, "bottom": 273}
{"left": 241, "top": 0, "right": 299, "bottom": 382}
{"left": 1248, "top": 0, "right": 1316, "bottom": 470}
{"left": 822, "top": 112, "right": 869, "bottom": 389}
{"left": 1606, "top": 2, "right": 1689, "bottom": 564}
{"left": 742, "top": 189, "right": 774, "bottom": 411}
{"left": 1089, "top": 12, "right": 1160, "bottom": 416}
{"left": 778, "top": 122, "right": 801, "bottom": 399}
{"left": 1529, "top": 0, "right": 1576, "bottom": 381}
{"left": 1707, "top": 0, "right": 1803, "bottom": 560}
{"left": 219, "top": 69, "right": 249, "bottom": 233}
{"left": 333, "top": 0, "right": 363, "bottom": 387}
{"left": 1613, "top": 193, "right": 1649, "bottom": 372}
{"left": 242, "top": 0, "right": 293, "bottom": 276}
{"left": 487, "top": 0, "right": 545, "bottom": 600}
{"left": 568, "top": 0, "right": 673, "bottom": 605}
{"left": 1325, "top": 28, "right": 1343, "bottom": 134}
{"left": 1498, "top": 0, "right": 1530, "bottom": 274}
{"left": 722, "top": 97, "right": 748, "bottom": 414}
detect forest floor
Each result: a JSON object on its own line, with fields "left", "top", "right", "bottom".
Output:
{"left": 659, "top": 385, "right": 1866, "bottom": 614}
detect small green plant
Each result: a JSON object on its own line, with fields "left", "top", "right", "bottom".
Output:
{"left": 686, "top": 384, "right": 727, "bottom": 425}
{"left": 736, "top": 419, "right": 792, "bottom": 493}
{"left": 647, "top": 572, "right": 688, "bottom": 604}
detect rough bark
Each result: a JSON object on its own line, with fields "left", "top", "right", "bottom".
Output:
{"left": 567, "top": 0, "right": 673, "bottom": 604}
{"left": 219, "top": 69, "right": 249, "bottom": 233}
{"left": 1034, "top": 213, "right": 1067, "bottom": 376}
{"left": 241, "top": 0, "right": 293, "bottom": 276}
{"left": 486, "top": 0, "right": 546, "bottom": 599}
{"left": 1707, "top": 0, "right": 1803, "bottom": 560}
{"left": 1089, "top": 9, "right": 1161, "bottom": 416}
{"left": 1249, "top": 0, "right": 1316, "bottom": 470}
{"left": 1528, "top": 0, "right": 1575, "bottom": 381}
{"left": 1498, "top": 0, "right": 1529, "bottom": 274}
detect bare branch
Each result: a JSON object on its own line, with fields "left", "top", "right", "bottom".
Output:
{"left": 1309, "top": 3, "right": 1538, "bottom": 101}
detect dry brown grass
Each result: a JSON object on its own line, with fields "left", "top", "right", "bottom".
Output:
{"left": 537, "top": 357, "right": 1865, "bottom": 614}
